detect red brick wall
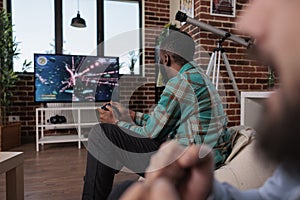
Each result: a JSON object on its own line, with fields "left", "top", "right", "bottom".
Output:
{"left": 124, "top": 0, "right": 170, "bottom": 112}
{"left": 10, "top": 75, "right": 39, "bottom": 141}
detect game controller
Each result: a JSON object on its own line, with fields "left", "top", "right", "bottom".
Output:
{"left": 101, "top": 103, "right": 111, "bottom": 111}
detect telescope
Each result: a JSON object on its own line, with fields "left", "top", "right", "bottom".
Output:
{"left": 176, "top": 10, "right": 250, "bottom": 103}
{"left": 175, "top": 11, "right": 252, "bottom": 47}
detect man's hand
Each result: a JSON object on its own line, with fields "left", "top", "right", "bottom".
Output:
{"left": 98, "top": 102, "right": 135, "bottom": 124}
{"left": 97, "top": 102, "right": 117, "bottom": 124}
{"left": 111, "top": 102, "right": 135, "bottom": 123}
{"left": 120, "top": 141, "right": 214, "bottom": 200}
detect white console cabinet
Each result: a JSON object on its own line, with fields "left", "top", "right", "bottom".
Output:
{"left": 36, "top": 106, "right": 99, "bottom": 151}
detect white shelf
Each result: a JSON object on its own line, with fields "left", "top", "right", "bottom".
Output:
{"left": 38, "top": 123, "right": 97, "bottom": 129}
{"left": 39, "top": 135, "right": 80, "bottom": 143}
{"left": 36, "top": 106, "right": 99, "bottom": 151}
{"left": 240, "top": 91, "right": 274, "bottom": 127}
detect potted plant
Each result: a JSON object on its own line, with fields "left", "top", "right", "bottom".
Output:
{"left": 0, "top": 9, "right": 30, "bottom": 150}
{"left": 128, "top": 50, "right": 142, "bottom": 74}
{"left": 119, "top": 50, "right": 142, "bottom": 75}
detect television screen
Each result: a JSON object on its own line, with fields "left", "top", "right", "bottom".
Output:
{"left": 34, "top": 53, "right": 119, "bottom": 103}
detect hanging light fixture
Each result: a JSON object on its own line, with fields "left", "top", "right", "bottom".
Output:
{"left": 71, "top": 0, "right": 86, "bottom": 28}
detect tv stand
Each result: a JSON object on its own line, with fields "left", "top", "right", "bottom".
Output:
{"left": 35, "top": 106, "right": 99, "bottom": 151}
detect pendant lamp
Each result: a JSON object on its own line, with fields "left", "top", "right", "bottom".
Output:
{"left": 71, "top": 0, "right": 86, "bottom": 28}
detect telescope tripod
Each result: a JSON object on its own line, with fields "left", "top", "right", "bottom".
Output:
{"left": 206, "top": 36, "right": 241, "bottom": 103}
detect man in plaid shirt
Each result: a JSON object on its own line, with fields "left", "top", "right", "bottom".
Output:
{"left": 82, "top": 30, "right": 231, "bottom": 200}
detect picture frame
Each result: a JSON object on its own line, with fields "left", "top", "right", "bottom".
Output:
{"left": 180, "top": 0, "right": 194, "bottom": 18}
{"left": 210, "top": 0, "right": 236, "bottom": 17}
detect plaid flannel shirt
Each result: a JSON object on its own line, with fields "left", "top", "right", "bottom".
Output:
{"left": 117, "top": 63, "right": 230, "bottom": 165}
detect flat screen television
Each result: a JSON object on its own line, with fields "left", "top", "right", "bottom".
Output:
{"left": 34, "top": 53, "right": 119, "bottom": 103}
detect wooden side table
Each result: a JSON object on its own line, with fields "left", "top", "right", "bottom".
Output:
{"left": 0, "top": 152, "right": 24, "bottom": 200}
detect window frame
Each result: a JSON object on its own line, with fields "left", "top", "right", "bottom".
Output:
{"left": 6, "top": 0, "right": 143, "bottom": 75}
{"left": 104, "top": 0, "right": 143, "bottom": 75}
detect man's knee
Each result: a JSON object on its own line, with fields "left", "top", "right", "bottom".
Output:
{"left": 88, "top": 123, "right": 112, "bottom": 140}
{"left": 88, "top": 123, "right": 120, "bottom": 150}
{"left": 87, "top": 124, "right": 108, "bottom": 152}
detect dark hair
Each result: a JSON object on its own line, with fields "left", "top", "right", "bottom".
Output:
{"left": 159, "top": 30, "right": 195, "bottom": 66}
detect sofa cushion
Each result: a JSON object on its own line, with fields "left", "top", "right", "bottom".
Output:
{"left": 215, "top": 126, "right": 276, "bottom": 190}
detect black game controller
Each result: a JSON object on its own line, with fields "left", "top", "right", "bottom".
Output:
{"left": 101, "top": 103, "right": 111, "bottom": 111}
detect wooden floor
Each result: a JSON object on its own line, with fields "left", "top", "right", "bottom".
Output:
{"left": 0, "top": 143, "right": 139, "bottom": 200}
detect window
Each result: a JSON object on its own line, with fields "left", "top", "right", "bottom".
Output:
{"left": 104, "top": 0, "right": 142, "bottom": 74}
{"left": 8, "top": 0, "right": 142, "bottom": 74}
{"left": 63, "top": 0, "right": 97, "bottom": 55}
{"left": 10, "top": 0, "right": 54, "bottom": 72}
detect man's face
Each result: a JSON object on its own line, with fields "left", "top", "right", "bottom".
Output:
{"left": 158, "top": 51, "right": 177, "bottom": 83}
{"left": 239, "top": 0, "right": 300, "bottom": 168}
{"left": 238, "top": 0, "right": 300, "bottom": 98}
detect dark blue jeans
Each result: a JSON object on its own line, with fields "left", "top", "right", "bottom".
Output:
{"left": 82, "top": 123, "right": 161, "bottom": 200}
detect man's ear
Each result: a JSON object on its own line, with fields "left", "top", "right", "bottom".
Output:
{"left": 164, "top": 54, "right": 171, "bottom": 67}
{"left": 161, "top": 53, "right": 171, "bottom": 67}
{"left": 167, "top": 56, "right": 171, "bottom": 67}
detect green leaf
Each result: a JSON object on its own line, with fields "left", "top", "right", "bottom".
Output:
{"left": 0, "top": 9, "right": 22, "bottom": 124}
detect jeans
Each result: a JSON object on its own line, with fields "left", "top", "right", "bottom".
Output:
{"left": 82, "top": 123, "right": 161, "bottom": 200}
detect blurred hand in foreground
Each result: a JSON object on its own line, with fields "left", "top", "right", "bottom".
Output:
{"left": 120, "top": 141, "right": 214, "bottom": 200}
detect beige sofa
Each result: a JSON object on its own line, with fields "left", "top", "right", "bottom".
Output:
{"left": 138, "top": 126, "right": 276, "bottom": 190}
{"left": 215, "top": 126, "right": 276, "bottom": 190}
